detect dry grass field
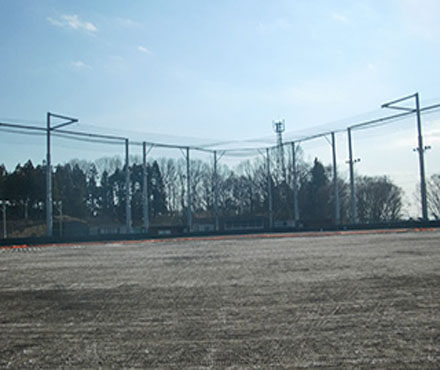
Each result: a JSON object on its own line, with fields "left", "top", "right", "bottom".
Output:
{"left": 0, "top": 230, "right": 439, "bottom": 368}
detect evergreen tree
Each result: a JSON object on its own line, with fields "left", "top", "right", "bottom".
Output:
{"left": 299, "top": 158, "right": 332, "bottom": 222}
{"left": 99, "top": 170, "right": 115, "bottom": 220}
{"left": 130, "top": 163, "right": 144, "bottom": 224}
{"left": 150, "top": 161, "right": 167, "bottom": 217}
{"left": 109, "top": 168, "right": 125, "bottom": 223}
{"left": 0, "top": 164, "right": 7, "bottom": 199}
{"left": 86, "top": 163, "right": 100, "bottom": 217}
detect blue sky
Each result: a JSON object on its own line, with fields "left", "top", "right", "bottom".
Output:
{"left": 1, "top": 0, "right": 439, "bottom": 139}
{"left": 1, "top": 0, "right": 440, "bottom": 215}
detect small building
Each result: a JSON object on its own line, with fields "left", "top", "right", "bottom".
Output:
{"left": 223, "top": 216, "right": 265, "bottom": 231}
{"left": 89, "top": 224, "right": 128, "bottom": 235}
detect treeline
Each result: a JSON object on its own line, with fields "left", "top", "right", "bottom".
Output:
{"left": 0, "top": 152, "right": 413, "bottom": 227}
{"left": 0, "top": 160, "right": 167, "bottom": 225}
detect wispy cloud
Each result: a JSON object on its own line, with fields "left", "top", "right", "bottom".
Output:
{"left": 137, "top": 45, "right": 152, "bottom": 54}
{"left": 385, "top": 120, "right": 440, "bottom": 151}
{"left": 47, "top": 14, "right": 97, "bottom": 33}
{"left": 116, "top": 17, "right": 143, "bottom": 29}
{"left": 331, "top": 11, "right": 349, "bottom": 24}
{"left": 70, "top": 60, "right": 92, "bottom": 70}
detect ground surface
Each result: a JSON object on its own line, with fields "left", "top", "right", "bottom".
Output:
{"left": 0, "top": 230, "right": 439, "bottom": 369}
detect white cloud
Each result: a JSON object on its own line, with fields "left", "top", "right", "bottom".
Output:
{"left": 116, "top": 17, "right": 143, "bottom": 29}
{"left": 137, "top": 45, "right": 151, "bottom": 54}
{"left": 47, "top": 14, "right": 97, "bottom": 33}
{"left": 422, "top": 123, "right": 440, "bottom": 145}
{"left": 387, "top": 120, "right": 440, "bottom": 150}
{"left": 331, "top": 12, "right": 349, "bottom": 24}
{"left": 71, "top": 60, "right": 92, "bottom": 70}
{"left": 47, "top": 17, "right": 63, "bottom": 27}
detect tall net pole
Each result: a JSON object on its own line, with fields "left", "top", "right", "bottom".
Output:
{"left": 125, "top": 139, "right": 132, "bottom": 233}
{"left": 186, "top": 147, "right": 192, "bottom": 232}
{"left": 266, "top": 148, "right": 273, "bottom": 229}
{"left": 142, "top": 142, "right": 149, "bottom": 232}
{"left": 213, "top": 150, "right": 219, "bottom": 232}
{"left": 381, "top": 93, "right": 430, "bottom": 220}
{"left": 2, "top": 201, "right": 6, "bottom": 239}
{"left": 46, "top": 113, "right": 52, "bottom": 236}
{"left": 45, "top": 112, "right": 77, "bottom": 237}
{"left": 291, "top": 142, "right": 299, "bottom": 224}
{"left": 347, "top": 128, "right": 357, "bottom": 224}
{"left": 415, "top": 93, "right": 428, "bottom": 220}
{"left": 331, "top": 132, "right": 340, "bottom": 225}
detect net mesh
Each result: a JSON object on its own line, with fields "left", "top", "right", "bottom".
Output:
{"left": 1, "top": 104, "right": 439, "bottom": 237}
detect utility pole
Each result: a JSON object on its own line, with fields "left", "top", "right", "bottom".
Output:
{"left": 53, "top": 200, "right": 63, "bottom": 237}
{"left": 59, "top": 201, "right": 63, "bottom": 237}
{"left": 266, "top": 148, "right": 273, "bottom": 229}
{"left": 291, "top": 142, "right": 299, "bottom": 225}
{"left": 415, "top": 94, "right": 429, "bottom": 220}
{"left": 46, "top": 113, "right": 51, "bottom": 237}
{"left": 125, "top": 139, "right": 132, "bottom": 233}
{"left": 55, "top": 201, "right": 63, "bottom": 237}
{"left": 382, "top": 93, "right": 430, "bottom": 220}
{"left": 347, "top": 128, "right": 360, "bottom": 224}
{"left": 186, "top": 147, "right": 192, "bottom": 232}
{"left": 331, "top": 132, "right": 340, "bottom": 225}
{"left": 213, "top": 150, "right": 219, "bottom": 232}
{"left": 142, "top": 142, "right": 149, "bottom": 232}
{"left": 46, "top": 113, "right": 78, "bottom": 237}
{"left": 273, "top": 120, "right": 286, "bottom": 182}
{"left": 2, "top": 200, "right": 6, "bottom": 239}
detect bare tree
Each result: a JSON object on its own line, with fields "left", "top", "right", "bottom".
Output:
{"left": 95, "top": 156, "right": 122, "bottom": 175}
{"left": 356, "top": 175, "right": 403, "bottom": 223}
{"left": 427, "top": 174, "right": 440, "bottom": 219}
{"left": 158, "top": 158, "right": 179, "bottom": 214}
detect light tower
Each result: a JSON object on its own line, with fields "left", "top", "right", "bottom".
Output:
{"left": 273, "top": 120, "right": 286, "bottom": 181}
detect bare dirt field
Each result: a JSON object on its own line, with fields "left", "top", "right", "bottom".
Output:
{"left": 1, "top": 230, "right": 439, "bottom": 369}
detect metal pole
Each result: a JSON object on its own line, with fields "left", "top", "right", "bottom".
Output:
{"left": 273, "top": 121, "right": 286, "bottom": 182}
{"left": 331, "top": 132, "right": 340, "bottom": 225}
{"left": 281, "top": 143, "right": 286, "bottom": 183}
{"left": 382, "top": 93, "right": 429, "bottom": 220}
{"left": 2, "top": 201, "right": 6, "bottom": 239}
{"left": 291, "top": 142, "right": 299, "bottom": 225}
{"left": 266, "top": 148, "right": 273, "bottom": 229}
{"left": 142, "top": 142, "right": 149, "bottom": 232}
{"left": 347, "top": 128, "right": 357, "bottom": 224}
{"left": 415, "top": 93, "right": 428, "bottom": 220}
{"left": 213, "top": 150, "right": 219, "bottom": 232}
{"left": 186, "top": 147, "right": 192, "bottom": 232}
{"left": 44, "top": 112, "right": 77, "bottom": 237}
{"left": 59, "top": 201, "right": 63, "bottom": 237}
{"left": 46, "top": 112, "right": 52, "bottom": 237}
{"left": 125, "top": 139, "right": 132, "bottom": 233}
